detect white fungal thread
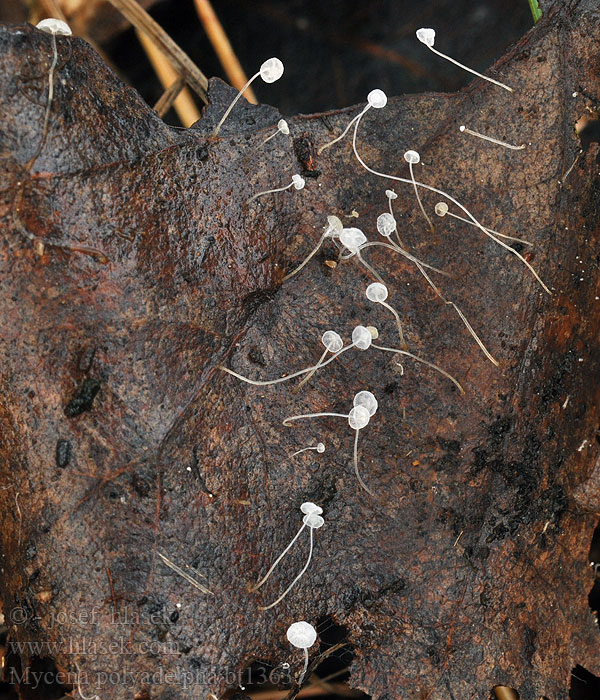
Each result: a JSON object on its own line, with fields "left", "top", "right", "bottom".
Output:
{"left": 404, "top": 150, "right": 434, "bottom": 232}
{"left": 459, "top": 125, "right": 525, "bottom": 150}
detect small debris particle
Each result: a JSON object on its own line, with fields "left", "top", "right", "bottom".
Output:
{"left": 64, "top": 378, "right": 101, "bottom": 417}
{"left": 55, "top": 439, "right": 72, "bottom": 468}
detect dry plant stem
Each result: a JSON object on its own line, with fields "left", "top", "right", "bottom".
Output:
{"left": 372, "top": 343, "right": 465, "bottom": 394}
{"left": 153, "top": 76, "right": 185, "bottom": 117}
{"left": 136, "top": 30, "right": 200, "bottom": 126}
{"left": 259, "top": 527, "right": 315, "bottom": 610}
{"left": 157, "top": 552, "right": 213, "bottom": 595}
{"left": 350, "top": 120, "right": 551, "bottom": 294}
{"left": 193, "top": 0, "right": 256, "bottom": 103}
{"left": 106, "top": 0, "right": 208, "bottom": 103}
{"left": 251, "top": 523, "right": 307, "bottom": 591}
{"left": 353, "top": 429, "right": 375, "bottom": 497}
{"left": 408, "top": 160, "right": 434, "bottom": 232}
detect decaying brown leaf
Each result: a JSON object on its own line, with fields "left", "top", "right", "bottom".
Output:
{"left": 1, "top": 2, "right": 599, "bottom": 699}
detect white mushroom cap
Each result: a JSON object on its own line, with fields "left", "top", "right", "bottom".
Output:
{"left": 36, "top": 18, "right": 72, "bottom": 36}
{"left": 292, "top": 174, "right": 305, "bottom": 190}
{"left": 352, "top": 325, "right": 372, "bottom": 350}
{"left": 278, "top": 119, "right": 290, "bottom": 135}
{"left": 339, "top": 227, "right": 367, "bottom": 252}
{"left": 300, "top": 502, "right": 323, "bottom": 516}
{"left": 260, "top": 57, "right": 284, "bottom": 83}
{"left": 416, "top": 28, "right": 436, "bottom": 47}
{"left": 366, "top": 282, "right": 388, "bottom": 303}
{"left": 348, "top": 405, "right": 371, "bottom": 430}
{"left": 367, "top": 89, "right": 387, "bottom": 109}
{"left": 287, "top": 621, "right": 317, "bottom": 649}
{"left": 353, "top": 390, "right": 378, "bottom": 417}
{"left": 303, "top": 513, "right": 325, "bottom": 529}
{"left": 376, "top": 212, "right": 396, "bottom": 237}
{"left": 404, "top": 150, "right": 421, "bottom": 164}
{"left": 321, "top": 330, "right": 343, "bottom": 353}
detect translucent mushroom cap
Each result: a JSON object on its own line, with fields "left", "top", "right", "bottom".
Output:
{"left": 366, "top": 282, "right": 388, "bottom": 303}
{"left": 316, "top": 442, "right": 325, "bottom": 453}
{"left": 339, "top": 227, "right": 367, "bottom": 252}
{"left": 404, "top": 150, "right": 421, "bottom": 164}
{"left": 278, "top": 119, "right": 290, "bottom": 134}
{"left": 416, "top": 27, "right": 436, "bottom": 47}
{"left": 435, "top": 202, "right": 449, "bottom": 217}
{"left": 376, "top": 212, "right": 396, "bottom": 237}
{"left": 353, "top": 390, "right": 378, "bottom": 416}
{"left": 326, "top": 215, "right": 343, "bottom": 237}
{"left": 287, "top": 621, "right": 317, "bottom": 649}
{"left": 260, "top": 57, "right": 284, "bottom": 83}
{"left": 321, "top": 330, "right": 343, "bottom": 352}
{"left": 385, "top": 189, "right": 397, "bottom": 200}
{"left": 292, "top": 174, "right": 306, "bottom": 190}
{"left": 300, "top": 502, "right": 323, "bottom": 515}
{"left": 367, "top": 326, "right": 379, "bottom": 340}
{"left": 348, "top": 405, "right": 371, "bottom": 430}
{"left": 352, "top": 325, "right": 372, "bottom": 350}
{"left": 303, "top": 513, "right": 325, "bottom": 529}
{"left": 367, "top": 89, "right": 388, "bottom": 109}
{"left": 36, "top": 18, "right": 72, "bottom": 35}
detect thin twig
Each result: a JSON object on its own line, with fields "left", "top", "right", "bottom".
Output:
{"left": 106, "top": 0, "right": 208, "bottom": 103}
{"left": 136, "top": 30, "right": 200, "bottom": 126}
{"left": 193, "top": 0, "right": 257, "bottom": 103}
{"left": 153, "top": 77, "right": 186, "bottom": 117}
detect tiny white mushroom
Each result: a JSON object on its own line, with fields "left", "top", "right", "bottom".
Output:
{"left": 366, "top": 282, "right": 406, "bottom": 347}
{"left": 318, "top": 89, "right": 388, "bottom": 154}
{"left": 283, "top": 215, "right": 344, "bottom": 281}
{"left": 262, "top": 118, "right": 291, "bottom": 145}
{"left": 287, "top": 621, "right": 317, "bottom": 684}
{"left": 253, "top": 503, "right": 325, "bottom": 610}
{"left": 247, "top": 173, "right": 305, "bottom": 204}
{"left": 416, "top": 28, "right": 513, "bottom": 92}
{"left": 214, "top": 57, "right": 284, "bottom": 135}
{"left": 283, "top": 391, "right": 379, "bottom": 497}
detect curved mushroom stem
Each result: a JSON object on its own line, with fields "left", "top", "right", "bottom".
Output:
{"left": 247, "top": 180, "right": 293, "bottom": 204}
{"left": 298, "top": 647, "right": 309, "bottom": 685}
{"left": 260, "top": 526, "right": 315, "bottom": 610}
{"left": 251, "top": 522, "right": 307, "bottom": 591}
{"left": 353, "top": 429, "right": 376, "bottom": 497}
{"left": 293, "top": 347, "right": 329, "bottom": 392}
{"left": 283, "top": 232, "right": 329, "bottom": 281}
{"left": 213, "top": 71, "right": 259, "bottom": 136}
{"left": 317, "top": 106, "right": 368, "bottom": 154}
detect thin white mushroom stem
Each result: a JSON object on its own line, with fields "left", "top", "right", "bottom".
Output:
{"left": 218, "top": 342, "right": 355, "bottom": 386}
{"left": 283, "top": 412, "right": 348, "bottom": 427}
{"left": 293, "top": 347, "right": 329, "bottom": 392}
{"left": 353, "top": 428, "right": 375, "bottom": 497}
{"left": 260, "top": 526, "right": 315, "bottom": 610}
{"left": 358, "top": 241, "right": 449, "bottom": 276}
{"left": 351, "top": 120, "right": 550, "bottom": 294}
{"left": 299, "top": 647, "right": 309, "bottom": 684}
{"left": 407, "top": 156, "right": 434, "bottom": 232}
{"left": 283, "top": 232, "right": 329, "bottom": 281}
{"left": 247, "top": 181, "right": 293, "bottom": 204}
{"left": 428, "top": 45, "right": 513, "bottom": 91}
{"left": 42, "top": 32, "right": 59, "bottom": 142}
{"left": 459, "top": 125, "right": 525, "bottom": 150}
{"left": 448, "top": 301, "right": 499, "bottom": 366}
{"left": 317, "top": 107, "right": 368, "bottom": 154}
{"left": 372, "top": 343, "right": 465, "bottom": 394}
{"left": 378, "top": 299, "right": 406, "bottom": 348}
{"left": 251, "top": 522, "right": 307, "bottom": 591}
{"left": 355, "top": 251, "right": 387, "bottom": 284}
{"left": 435, "top": 203, "right": 532, "bottom": 246}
